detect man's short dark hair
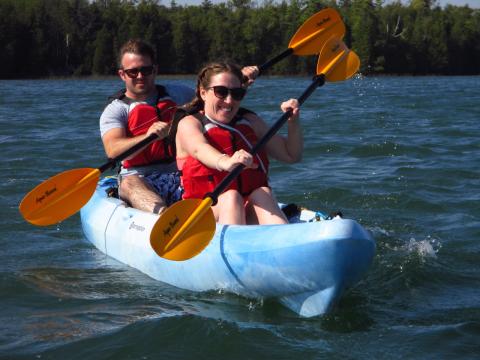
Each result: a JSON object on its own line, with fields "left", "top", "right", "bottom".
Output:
{"left": 118, "top": 39, "right": 156, "bottom": 68}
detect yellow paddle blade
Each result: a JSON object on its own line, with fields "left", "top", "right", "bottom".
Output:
{"left": 317, "top": 35, "right": 360, "bottom": 81}
{"left": 289, "top": 8, "right": 346, "bottom": 55}
{"left": 19, "top": 168, "right": 100, "bottom": 226}
{"left": 150, "top": 198, "right": 216, "bottom": 261}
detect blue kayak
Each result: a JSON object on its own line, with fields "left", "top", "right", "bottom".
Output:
{"left": 80, "top": 178, "right": 375, "bottom": 317}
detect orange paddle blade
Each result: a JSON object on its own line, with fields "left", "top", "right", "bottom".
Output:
{"left": 150, "top": 198, "right": 216, "bottom": 261}
{"left": 289, "top": 8, "right": 346, "bottom": 55}
{"left": 19, "top": 168, "right": 100, "bottom": 226}
{"left": 317, "top": 35, "right": 360, "bottom": 81}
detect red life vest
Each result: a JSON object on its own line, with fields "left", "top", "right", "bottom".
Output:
{"left": 105, "top": 85, "right": 177, "bottom": 169}
{"left": 122, "top": 98, "right": 177, "bottom": 168}
{"left": 179, "top": 113, "right": 269, "bottom": 199}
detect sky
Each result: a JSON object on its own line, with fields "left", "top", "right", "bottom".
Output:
{"left": 388, "top": 0, "right": 480, "bottom": 6}
{"left": 172, "top": 0, "right": 480, "bottom": 8}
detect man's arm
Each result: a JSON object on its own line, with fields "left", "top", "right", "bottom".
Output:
{"left": 101, "top": 117, "right": 169, "bottom": 160}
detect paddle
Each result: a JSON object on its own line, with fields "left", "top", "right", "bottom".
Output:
{"left": 19, "top": 8, "right": 344, "bottom": 227}
{"left": 19, "top": 132, "right": 161, "bottom": 226}
{"left": 258, "top": 7, "right": 345, "bottom": 74}
{"left": 150, "top": 35, "right": 360, "bottom": 261}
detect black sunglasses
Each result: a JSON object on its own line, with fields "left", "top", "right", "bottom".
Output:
{"left": 122, "top": 65, "right": 155, "bottom": 78}
{"left": 207, "top": 86, "right": 246, "bottom": 101}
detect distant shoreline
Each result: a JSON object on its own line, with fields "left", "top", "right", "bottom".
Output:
{"left": 2, "top": 73, "right": 479, "bottom": 81}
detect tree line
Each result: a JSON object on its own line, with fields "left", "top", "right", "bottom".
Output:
{"left": 1, "top": 0, "right": 479, "bottom": 79}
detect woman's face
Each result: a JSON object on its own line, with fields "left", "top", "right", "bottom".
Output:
{"left": 200, "top": 72, "right": 244, "bottom": 123}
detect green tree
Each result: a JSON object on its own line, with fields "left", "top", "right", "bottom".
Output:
{"left": 92, "top": 25, "right": 115, "bottom": 75}
{"left": 171, "top": 9, "right": 199, "bottom": 73}
{"left": 0, "top": 0, "right": 479, "bottom": 78}
{"left": 349, "top": 0, "right": 379, "bottom": 74}
{"left": 377, "top": 1, "right": 412, "bottom": 73}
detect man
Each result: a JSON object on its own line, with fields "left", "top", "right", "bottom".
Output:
{"left": 100, "top": 39, "right": 194, "bottom": 214}
{"left": 100, "top": 39, "right": 258, "bottom": 214}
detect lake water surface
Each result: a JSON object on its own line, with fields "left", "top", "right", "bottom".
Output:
{"left": 0, "top": 76, "right": 479, "bottom": 359}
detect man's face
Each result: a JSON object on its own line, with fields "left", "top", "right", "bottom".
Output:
{"left": 118, "top": 52, "right": 157, "bottom": 100}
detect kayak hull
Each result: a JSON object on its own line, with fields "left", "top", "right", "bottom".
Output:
{"left": 80, "top": 179, "right": 375, "bottom": 317}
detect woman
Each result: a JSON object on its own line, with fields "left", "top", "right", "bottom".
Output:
{"left": 176, "top": 62, "right": 303, "bottom": 225}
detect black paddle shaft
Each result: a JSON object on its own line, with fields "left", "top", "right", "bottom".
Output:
{"left": 207, "top": 74, "right": 326, "bottom": 204}
{"left": 258, "top": 48, "right": 294, "bottom": 75}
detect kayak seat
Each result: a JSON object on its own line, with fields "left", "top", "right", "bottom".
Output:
{"left": 106, "top": 186, "right": 119, "bottom": 199}
{"left": 281, "top": 203, "right": 301, "bottom": 219}
{"left": 103, "top": 176, "right": 119, "bottom": 199}
{"left": 326, "top": 210, "right": 343, "bottom": 219}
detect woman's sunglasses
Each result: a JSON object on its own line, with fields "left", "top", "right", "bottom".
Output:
{"left": 121, "top": 65, "right": 155, "bottom": 79}
{"left": 207, "top": 86, "right": 246, "bottom": 101}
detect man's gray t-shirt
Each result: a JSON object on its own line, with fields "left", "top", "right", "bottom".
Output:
{"left": 99, "top": 83, "right": 194, "bottom": 137}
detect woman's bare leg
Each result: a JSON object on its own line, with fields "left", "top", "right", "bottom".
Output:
{"left": 246, "top": 187, "right": 287, "bottom": 225}
{"left": 212, "top": 189, "right": 245, "bottom": 224}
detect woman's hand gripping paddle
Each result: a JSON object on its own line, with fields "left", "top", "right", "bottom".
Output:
{"left": 258, "top": 8, "right": 345, "bottom": 74}
{"left": 20, "top": 132, "right": 161, "bottom": 226}
{"left": 150, "top": 35, "right": 360, "bottom": 261}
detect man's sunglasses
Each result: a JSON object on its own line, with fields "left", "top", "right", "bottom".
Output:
{"left": 121, "top": 65, "right": 155, "bottom": 78}
{"left": 207, "top": 86, "right": 247, "bottom": 101}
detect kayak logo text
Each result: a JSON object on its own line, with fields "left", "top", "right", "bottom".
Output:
{"left": 163, "top": 216, "right": 179, "bottom": 238}
{"left": 129, "top": 221, "right": 145, "bottom": 232}
{"left": 316, "top": 16, "right": 331, "bottom": 28}
{"left": 36, "top": 185, "right": 57, "bottom": 204}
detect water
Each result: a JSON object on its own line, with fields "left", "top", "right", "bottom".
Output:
{"left": 1, "top": 76, "right": 479, "bottom": 359}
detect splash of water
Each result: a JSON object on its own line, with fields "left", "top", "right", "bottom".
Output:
{"left": 406, "top": 236, "right": 441, "bottom": 259}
